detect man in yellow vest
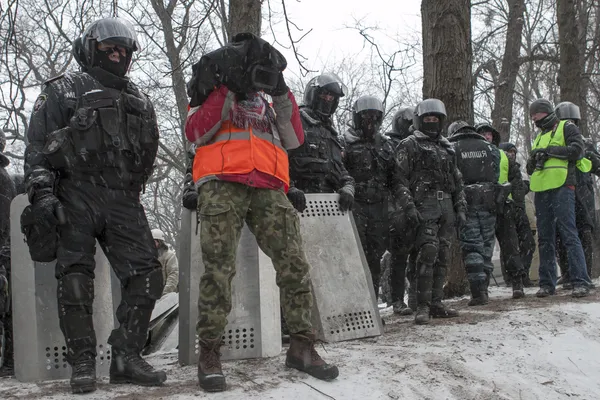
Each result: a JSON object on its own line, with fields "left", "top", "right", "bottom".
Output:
{"left": 526, "top": 99, "right": 592, "bottom": 298}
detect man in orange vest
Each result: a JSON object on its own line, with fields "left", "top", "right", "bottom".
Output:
{"left": 185, "top": 34, "right": 338, "bottom": 393}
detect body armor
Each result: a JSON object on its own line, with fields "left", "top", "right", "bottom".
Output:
{"left": 343, "top": 130, "right": 393, "bottom": 203}
{"left": 42, "top": 71, "right": 158, "bottom": 190}
{"left": 289, "top": 107, "right": 353, "bottom": 193}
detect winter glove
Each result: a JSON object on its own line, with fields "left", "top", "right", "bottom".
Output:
{"left": 182, "top": 173, "right": 199, "bottom": 211}
{"left": 405, "top": 205, "right": 422, "bottom": 226}
{"left": 338, "top": 188, "right": 354, "bottom": 212}
{"left": 31, "top": 192, "right": 64, "bottom": 227}
{"left": 264, "top": 72, "right": 289, "bottom": 97}
{"left": 287, "top": 187, "right": 307, "bottom": 212}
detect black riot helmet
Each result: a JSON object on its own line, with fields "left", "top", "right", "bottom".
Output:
{"left": 475, "top": 122, "right": 500, "bottom": 146}
{"left": 392, "top": 106, "right": 415, "bottom": 139}
{"left": 447, "top": 120, "right": 476, "bottom": 138}
{"left": 413, "top": 99, "right": 446, "bottom": 138}
{"left": 303, "top": 73, "right": 347, "bottom": 118}
{"left": 352, "top": 95, "right": 384, "bottom": 138}
{"left": 73, "top": 17, "right": 139, "bottom": 76}
{"left": 555, "top": 101, "right": 581, "bottom": 123}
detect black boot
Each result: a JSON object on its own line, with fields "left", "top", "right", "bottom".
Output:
{"left": 414, "top": 262, "right": 433, "bottom": 325}
{"left": 468, "top": 280, "right": 488, "bottom": 306}
{"left": 414, "top": 305, "right": 430, "bottom": 325}
{"left": 430, "top": 262, "right": 458, "bottom": 318}
{"left": 110, "top": 349, "right": 167, "bottom": 386}
{"left": 70, "top": 353, "right": 97, "bottom": 394}
{"left": 512, "top": 276, "right": 525, "bottom": 299}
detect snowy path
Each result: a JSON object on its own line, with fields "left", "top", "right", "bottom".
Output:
{"left": 1, "top": 284, "right": 599, "bottom": 400}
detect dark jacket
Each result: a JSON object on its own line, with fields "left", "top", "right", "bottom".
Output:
{"left": 391, "top": 130, "right": 466, "bottom": 213}
{"left": 24, "top": 67, "right": 159, "bottom": 201}
{"left": 288, "top": 107, "right": 354, "bottom": 194}
{"left": 341, "top": 128, "right": 395, "bottom": 204}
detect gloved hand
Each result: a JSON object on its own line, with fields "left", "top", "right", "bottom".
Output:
{"left": 456, "top": 210, "right": 467, "bottom": 229}
{"left": 405, "top": 205, "right": 422, "bottom": 226}
{"left": 287, "top": 187, "right": 307, "bottom": 212}
{"left": 338, "top": 188, "right": 354, "bottom": 212}
{"left": 31, "top": 192, "right": 64, "bottom": 226}
{"left": 264, "top": 72, "right": 289, "bottom": 97}
{"left": 182, "top": 173, "right": 199, "bottom": 211}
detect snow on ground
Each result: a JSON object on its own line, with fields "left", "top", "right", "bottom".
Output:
{"left": 2, "top": 283, "right": 600, "bottom": 400}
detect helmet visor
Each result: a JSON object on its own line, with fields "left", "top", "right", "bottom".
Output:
{"left": 416, "top": 99, "right": 447, "bottom": 117}
{"left": 354, "top": 96, "right": 384, "bottom": 113}
{"left": 310, "top": 73, "right": 348, "bottom": 97}
{"left": 85, "top": 18, "right": 139, "bottom": 51}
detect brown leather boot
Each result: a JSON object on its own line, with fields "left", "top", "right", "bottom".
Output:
{"left": 286, "top": 332, "right": 339, "bottom": 381}
{"left": 197, "top": 338, "right": 225, "bottom": 392}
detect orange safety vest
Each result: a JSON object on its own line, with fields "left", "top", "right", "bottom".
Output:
{"left": 192, "top": 120, "right": 290, "bottom": 189}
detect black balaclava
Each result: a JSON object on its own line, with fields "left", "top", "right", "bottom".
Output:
{"left": 94, "top": 47, "right": 129, "bottom": 77}
{"left": 534, "top": 113, "right": 559, "bottom": 131}
{"left": 421, "top": 117, "right": 443, "bottom": 139}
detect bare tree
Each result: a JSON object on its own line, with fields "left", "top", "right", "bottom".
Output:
{"left": 422, "top": 0, "right": 473, "bottom": 124}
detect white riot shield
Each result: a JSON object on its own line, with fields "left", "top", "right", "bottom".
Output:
{"left": 299, "top": 194, "right": 383, "bottom": 342}
{"left": 10, "top": 194, "right": 117, "bottom": 382}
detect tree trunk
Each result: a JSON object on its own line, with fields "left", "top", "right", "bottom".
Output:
{"left": 228, "top": 0, "right": 262, "bottom": 38}
{"left": 557, "top": 0, "right": 584, "bottom": 130}
{"left": 491, "top": 0, "right": 526, "bottom": 143}
{"left": 422, "top": 0, "right": 472, "bottom": 298}
{"left": 422, "top": 0, "right": 473, "bottom": 124}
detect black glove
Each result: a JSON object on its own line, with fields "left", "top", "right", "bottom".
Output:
{"left": 338, "top": 188, "right": 354, "bottom": 212}
{"left": 405, "top": 206, "right": 422, "bottom": 226}
{"left": 287, "top": 187, "right": 307, "bottom": 212}
{"left": 31, "top": 192, "right": 64, "bottom": 226}
{"left": 264, "top": 72, "right": 289, "bottom": 97}
{"left": 182, "top": 173, "right": 199, "bottom": 211}
{"left": 456, "top": 210, "right": 467, "bottom": 229}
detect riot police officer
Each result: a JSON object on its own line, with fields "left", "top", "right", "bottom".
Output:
{"left": 448, "top": 121, "right": 507, "bottom": 305}
{"left": 341, "top": 96, "right": 395, "bottom": 297}
{"left": 23, "top": 18, "right": 166, "bottom": 393}
{"left": 554, "top": 102, "right": 597, "bottom": 286}
{"left": 387, "top": 106, "right": 416, "bottom": 314}
{"left": 391, "top": 99, "right": 466, "bottom": 325}
{"left": 476, "top": 123, "right": 527, "bottom": 294}
{"left": 287, "top": 73, "right": 355, "bottom": 212}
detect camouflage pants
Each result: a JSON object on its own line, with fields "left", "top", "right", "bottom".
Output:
{"left": 459, "top": 208, "right": 496, "bottom": 283}
{"left": 196, "top": 180, "right": 313, "bottom": 339}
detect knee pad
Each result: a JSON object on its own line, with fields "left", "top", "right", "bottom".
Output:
{"left": 58, "top": 272, "right": 94, "bottom": 308}
{"left": 417, "top": 243, "right": 438, "bottom": 265}
{"left": 124, "top": 267, "right": 164, "bottom": 306}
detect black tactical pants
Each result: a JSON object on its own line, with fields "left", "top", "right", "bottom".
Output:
{"left": 55, "top": 179, "right": 164, "bottom": 363}
{"left": 414, "top": 197, "right": 455, "bottom": 307}
{"left": 496, "top": 203, "right": 525, "bottom": 284}
{"left": 514, "top": 205, "right": 535, "bottom": 277}
{"left": 389, "top": 211, "right": 416, "bottom": 305}
{"left": 354, "top": 200, "right": 388, "bottom": 297}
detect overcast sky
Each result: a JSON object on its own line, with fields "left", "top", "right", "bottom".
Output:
{"left": 266, "top": 0, "right": 423, "bottom": 79}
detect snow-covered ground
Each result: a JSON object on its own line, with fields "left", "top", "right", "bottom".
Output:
{"left": 2, "top": 283, "right": 600, "bottom": 400}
